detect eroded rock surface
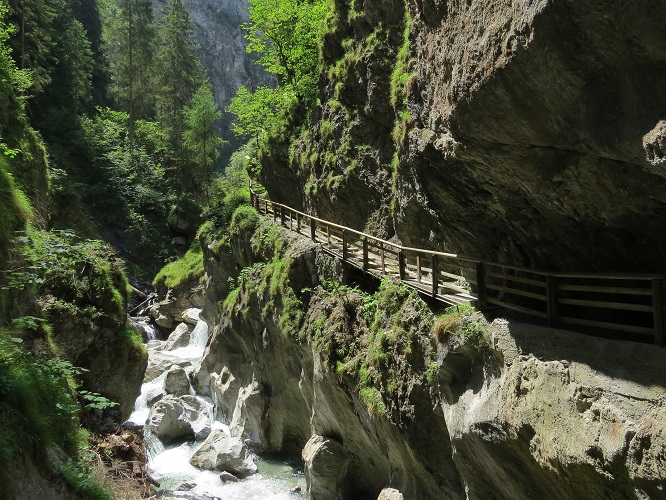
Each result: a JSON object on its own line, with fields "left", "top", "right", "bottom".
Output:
{"left": 147, "top": 395, "right": 212, "bottom": 444}
{"left": 194, "top": 220, "right": 666, "bottom": 499}
{"left": 302, "top": 435, "right": 349, "bottom": 500}
{"left": 189, "top": 430, "right": 257, "bottom": 478}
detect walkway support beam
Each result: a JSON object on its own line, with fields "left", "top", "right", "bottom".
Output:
{"left": 476, "top": 262, "right": 487, "bottom": 308}
{"left": 653, "top": 279, "right": 665, "bottom": 346}
{"left": 547, "top": 276, "right": 559, "bottom": 328}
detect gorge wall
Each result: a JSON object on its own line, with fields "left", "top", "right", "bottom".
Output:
{"left": 191, "top": 214, "right": 666, "bottom": 499}
{"left": 261, "top": 0, "right": 666, "bottom": 273}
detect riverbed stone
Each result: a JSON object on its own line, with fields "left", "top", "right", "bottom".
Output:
{"left": 218, "top": 472, "right": 239, "bottom": 482}
{"left": 189, "top": 430, "right": 257, "bottom": 478}
{"left": 145, "top": 352, "right": 192, "bottom": 382}
{"left": 182, "top": 308, "right": 201, "bottom": 325}
{"left": 164, "top": 365, "right": 191, "bottom": 396}
{"left": 302, "top": 435, "right": 349, "bottom": 500}
{"left": 147, "top": 395, "right": 212, "bottom": 444}
{"left": 164, "top": 323, "right": 191, "bottom": 351}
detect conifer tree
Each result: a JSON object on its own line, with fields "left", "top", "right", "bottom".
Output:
{"left": 153, "top": 0, "right": 204, "bottom": 196}
{"left": 6, "top": 0, "right": 57, "bottom": 93}
{"left": 102, "top": 0, "right": 155, "bottom": 122}
{"left": 183, "top": 84, "right": 223, "bottom": 199}
{"left": 154, "top": 0, "right": 203, "bottom": 156}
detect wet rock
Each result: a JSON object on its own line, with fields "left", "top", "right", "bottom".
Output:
{"left": 182, "top": 308, "right": 201, "bottom": 325}
{"left": 190, "top": 430, "right": 257, "bottom": 478}
{"left": 218, "top": 471, "right": 239, "bottom": 482}
{"left": 145, "top": 352, "right": 192, "bottom": 382}
{"left": 302, "top": 435, "right": 349, "bottom": 500}
{"left": 164, "top": 365, "right": 191, "bottom": 396}
{"left": 147, "top": 395, "right": 212, "bottom": 444}
{"left": 164, "top": 323, "right": 192, "bottom": 351}
{"left": 176, "top": 482, "right": 197, "bottom": 491}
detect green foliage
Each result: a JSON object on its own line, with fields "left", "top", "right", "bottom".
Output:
{"left": 0, "top": 156, "right": 32, "bottom": 255}
{"left": 101, "top": 0, "right": 156, "bottom": 120}
{"left": 48, "top": 107, "right": 174, "bottom": 271}
{"left": 229, "top": 205, "right": 260, "bottom": 237}
{"left": 78, "top": 390, "right": 119, "bottom": 411}
{"left": 389, "top": 10, "right": 415, "bottom": 110}
{"left": 6, "top": 0, "right": 57, "bottom": 93}
{"left": 57, "top": 457, "right": 113, "bottom": 500}
{"left": 0, "top": 3, "right": 31, "bottom": 109}
{"left": 2, "top": 229, "right": 128, "bottom": 320}
{"left": 199, "top": 142, "right": 256, "bottom": 244}
{"left": 228, "top": 84, "right": 297, "bottom": 140}
{"left": 434, "top": 303, "right": 487, "bottom": 352}
{"left": 183, "top": 84, "right": 224, "bottom": 198}
{"left": 244, "top": 0, "right": 330, "bottom": 96}
{"left": 308, "top": 278, "right": 435, "bottom": 419}
{"left": 229, "top": 0, "right": 331, "bottom": 139}
{"left": 152, "top": 240, "right": 204, "bottom": 290}
{"left": 154, "top": 0, "right": 204, "bottom": 153}
{"left": 0, "top": 329, "right": 89, "bottom": 492}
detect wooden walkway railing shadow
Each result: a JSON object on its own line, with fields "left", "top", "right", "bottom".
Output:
{"left": 250, "top": 188, "right": 665, "bottom": 346}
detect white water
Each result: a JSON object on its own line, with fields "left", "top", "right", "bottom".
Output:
{"left": 126, "top": 309, "right": 308, "bottom": 498}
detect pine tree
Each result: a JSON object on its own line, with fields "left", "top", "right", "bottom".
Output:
{"left": 183, "top": 84, "right": 223, "bottom": 200}
{"left": 154, "top": 0, "right": 203, "bottom": 158}
{"left": 102, "top": 0, "right": 155, "bottom": 122}
{"left": 6, "top": 0, "right": 57, "bottom": 93}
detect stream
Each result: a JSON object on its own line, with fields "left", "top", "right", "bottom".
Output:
{"left": 126, "top": 309, "right": 308, "bottom": 499}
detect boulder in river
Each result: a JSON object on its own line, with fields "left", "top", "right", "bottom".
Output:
{"left": 164, "top": 365, "right": 191, "bottom": 396}
{"left": 302, "top": 435, "right": 349, "bottom": 500}
{"left": 164, "top": 323, "right": 192, "bottom": 351}
{"left": 147, "top": 395, "right": 212, "bottom": 444}
{"left": 190, "top": 430, "right": 258, "bottom": 478}
{"left": 145, "top": 352, "right": 192, "bottom": 382}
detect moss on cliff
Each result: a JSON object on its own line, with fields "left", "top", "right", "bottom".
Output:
{"left": 153, "top": 240, "right": 205, "bottom": 291}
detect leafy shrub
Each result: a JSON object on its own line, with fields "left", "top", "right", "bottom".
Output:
{"left": 229, "top": 206, "right": 260, "bottom": 237}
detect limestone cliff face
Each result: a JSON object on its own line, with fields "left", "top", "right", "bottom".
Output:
{"left": 396, "top": 0, "right": 666, "bottom": 271}
{"left": 263, "top": 0, "right": 666, "bottom": 272}
{"left": 195, "top": 218, "right": 666, "bottom": 499}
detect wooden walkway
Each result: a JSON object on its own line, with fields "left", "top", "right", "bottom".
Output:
{"left": 250, "top": 189, "right": 666, "bottom": 346}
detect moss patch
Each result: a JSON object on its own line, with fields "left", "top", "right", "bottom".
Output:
{"left": 153, "top": 240, "right": 205, "bottom": 290}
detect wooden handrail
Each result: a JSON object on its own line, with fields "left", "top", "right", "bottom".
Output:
{"left": 249, "top": 187, "right": 666, "bottom": 345}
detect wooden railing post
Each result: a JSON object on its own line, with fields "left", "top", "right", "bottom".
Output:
{"left": 264, "top": 199, "right": 268, "bottom": 216}
{"left": 272, "top": 203, "right": 277, "bottom": 223}
{"left": 431, "top": 254, "right": 438, "bottom": 297}
{"left": 296, "top": 213, "right": 301, "bottom": 234}
{"left": 653, "top": 279, "right": 665, "bottom": 346}
{"left": 475, "top": 262, "right": 487, "bottom": 308}
{"left": 310, "top": 218, "right": 316, "bottom": 241}
{"left": 363, "top": 237, "right": 369, "bottom": 271}
{"left": 280, "top": 206, "right": 285, "bottom": 227}
{"left": 342, "top": 229, "right": 348, "bottom": 261}
{"left": 416, "top": 255, "right": 421, "bottom": 283}
{"left": 380, "top": 242, "right": 385, "bottom": 273}
{"left": 547, "top": 275, "right": 558, "bottom": 327}
{"left": 398, "top": 251, "right": 406, "bottom": 280}
{"left": 326, "top": 224, "right": 331, "bottom": 246}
